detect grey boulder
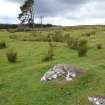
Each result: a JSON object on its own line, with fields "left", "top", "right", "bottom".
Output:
{"left": 41, "top": 64, "right": 84, "bottom": 82}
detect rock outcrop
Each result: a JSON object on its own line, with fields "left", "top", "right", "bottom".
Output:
{"left": 88, "top": 96, "right": 105, "bottom": 105}
{"left": 41, "top": 64, "right": 84, "bottom": 82}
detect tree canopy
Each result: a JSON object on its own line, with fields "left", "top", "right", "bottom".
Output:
{"left": 18, "top": 0, "right": 34, "bottom": 27}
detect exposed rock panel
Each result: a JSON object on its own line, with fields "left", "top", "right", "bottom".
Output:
{"left": 41, "top": 64, "right": 85, "bottom": 82}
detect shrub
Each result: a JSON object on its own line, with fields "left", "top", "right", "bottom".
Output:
{"left": 85, "top": 33, "right": 91, "bottom": 37}
{"left": 52, "top": 31, "right": 64, "bottom": 42}
{"left": 47, "top": 34, "right": 53, "bottom": 42}
{"left": 77, "top": 39, "right": 88, "bottom": 57}
{"left": 64, "top": 33, "right": 70, "bottom": 41}
{"left": 97, "top": 43, "right": 102, "bottom": 49}
{"left": 43, "top": 37, "right": 54, "bottom": 61}
{"left": 66, "top": 35, "right": 72, "bottom": 48}
{"left": 71, "top": 38, "right": 79, "bottom": 49}
{"left": 0, "top": 42, "right": 6, "bottom": 49}
{"left": 66, "top": 35, "right": 79, "bottom": 50}
{"left": 6, "top": 50, "right": 17, "bottom": 63}
{"left": 43, "top": 47, "right": 54, "bottom": 62}
{"left": 82, "top": 31, "right": 96, "bottom": 37}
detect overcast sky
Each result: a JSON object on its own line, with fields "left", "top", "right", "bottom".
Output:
{"left": 0, "top": 0, "right": 105, "bottom": 26}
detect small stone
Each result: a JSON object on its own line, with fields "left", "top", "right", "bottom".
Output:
{"left": 48, "top": 78, "right": 52, "bottom": 80}
{"left": 52, "top": 74, "right": 57, "bottom": 79}
{"left": 72, "top": 73, "right": 76, "bottom": 78}
{"left": 66, "top": 76, "right": 73, "bottom": 81}
{"left": 88, "top": 96, "right": 105, "bottom": 105}
{"left": 96, "top": 101, "right": 100, "bottom": 105}
{"left": 94, "top": 98, "right": 97, "bottom": 101}
{"left": 41, "top": 76, "right": 46, "bottom": 81}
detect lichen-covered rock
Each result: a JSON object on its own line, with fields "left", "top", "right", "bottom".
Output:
{"left": 40, "top": 64, "right": 84, "bottom": 82}
{"left": 88, "top": 96, "right": 105, "bottom": 105}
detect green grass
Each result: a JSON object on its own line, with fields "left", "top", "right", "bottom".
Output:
{"left": 0, "top": 28, "right": 105, "bottom": 105}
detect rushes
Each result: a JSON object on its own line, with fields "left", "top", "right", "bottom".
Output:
{"left": 6, "top": 50, "right": 17, "bottom": 63}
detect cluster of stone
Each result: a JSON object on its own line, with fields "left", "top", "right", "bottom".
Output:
{"left": 40, "top": 64, "right": 84, "bottom": 82}
{"left": 88, "top": 96, "right": 105, "bottom": 105}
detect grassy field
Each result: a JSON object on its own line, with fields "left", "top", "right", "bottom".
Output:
{"left": 0, "top": 27, "right": 105, "bottom": 105}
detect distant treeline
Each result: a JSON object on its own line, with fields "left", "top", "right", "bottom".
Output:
{"left": 0, "top": 24, "right": 17, "bottom": 29}
{"left": 0, "top": 24, "right": 54, "bottom": 29}
{"left": 63, "top": 25, "right": 105, "bottom": 31}
{"left": 64, "top": 25, "right": 105, "bottom": 29}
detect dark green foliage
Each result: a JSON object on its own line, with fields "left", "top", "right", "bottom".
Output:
{"left": 6, "top": 50, "right": 17, "bottom": 63}
{"left": 84, "top": 33, "right": 91, "bottom": 37}
{"left": 43, "top": 46, "right": 54, "bottom": 62}
{"left": 82, "top": 31, "right": 96, "bottom": 37}
{"left": 0, "top": 41, "right": 6, "bottom": 49}
{"left": 43, "top": 34, "right": 54, "bottom": 62}
{"left": 65, "top": 34, "right": 72, "bottom": 48}
{"left": 64, "top": 33, "right": 70, "bottom": 41}
{"left": 70, "top": 38, "right": 79, "bottom": 49}
{"left": 52, "top": 31, "right": 64, "bottom": 42}
{"left": 66, "top": 35, "right": 79, "bottom": 50}
{"left": 77, "top": 39, "right": 88, "bottom": 57}
{"left": 0, "top": 24, "right": 17, "bottom": 29}
{"left": 66, "top": 35, "right": 88, "bottom": 56}
{"left": 47, "top": 33, "right": 53, "bottom": 42}
{"left": 18, "top": 0, "right": 34, "bottom": 26}
{"left": 97, "top": 43, "right": 103, "bottom": 49}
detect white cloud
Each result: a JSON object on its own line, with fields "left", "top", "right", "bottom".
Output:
{"left": 0, "top": 0, "right": 20, "bottom": 23}
{"left": 0, "top": 0, "right": 105, "bottom": 26}
{"left": 42, "top": 17, "right": 105, "bottom": 26}
{"left": 53, "top": 0, "right": 105, "bottom": 26}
